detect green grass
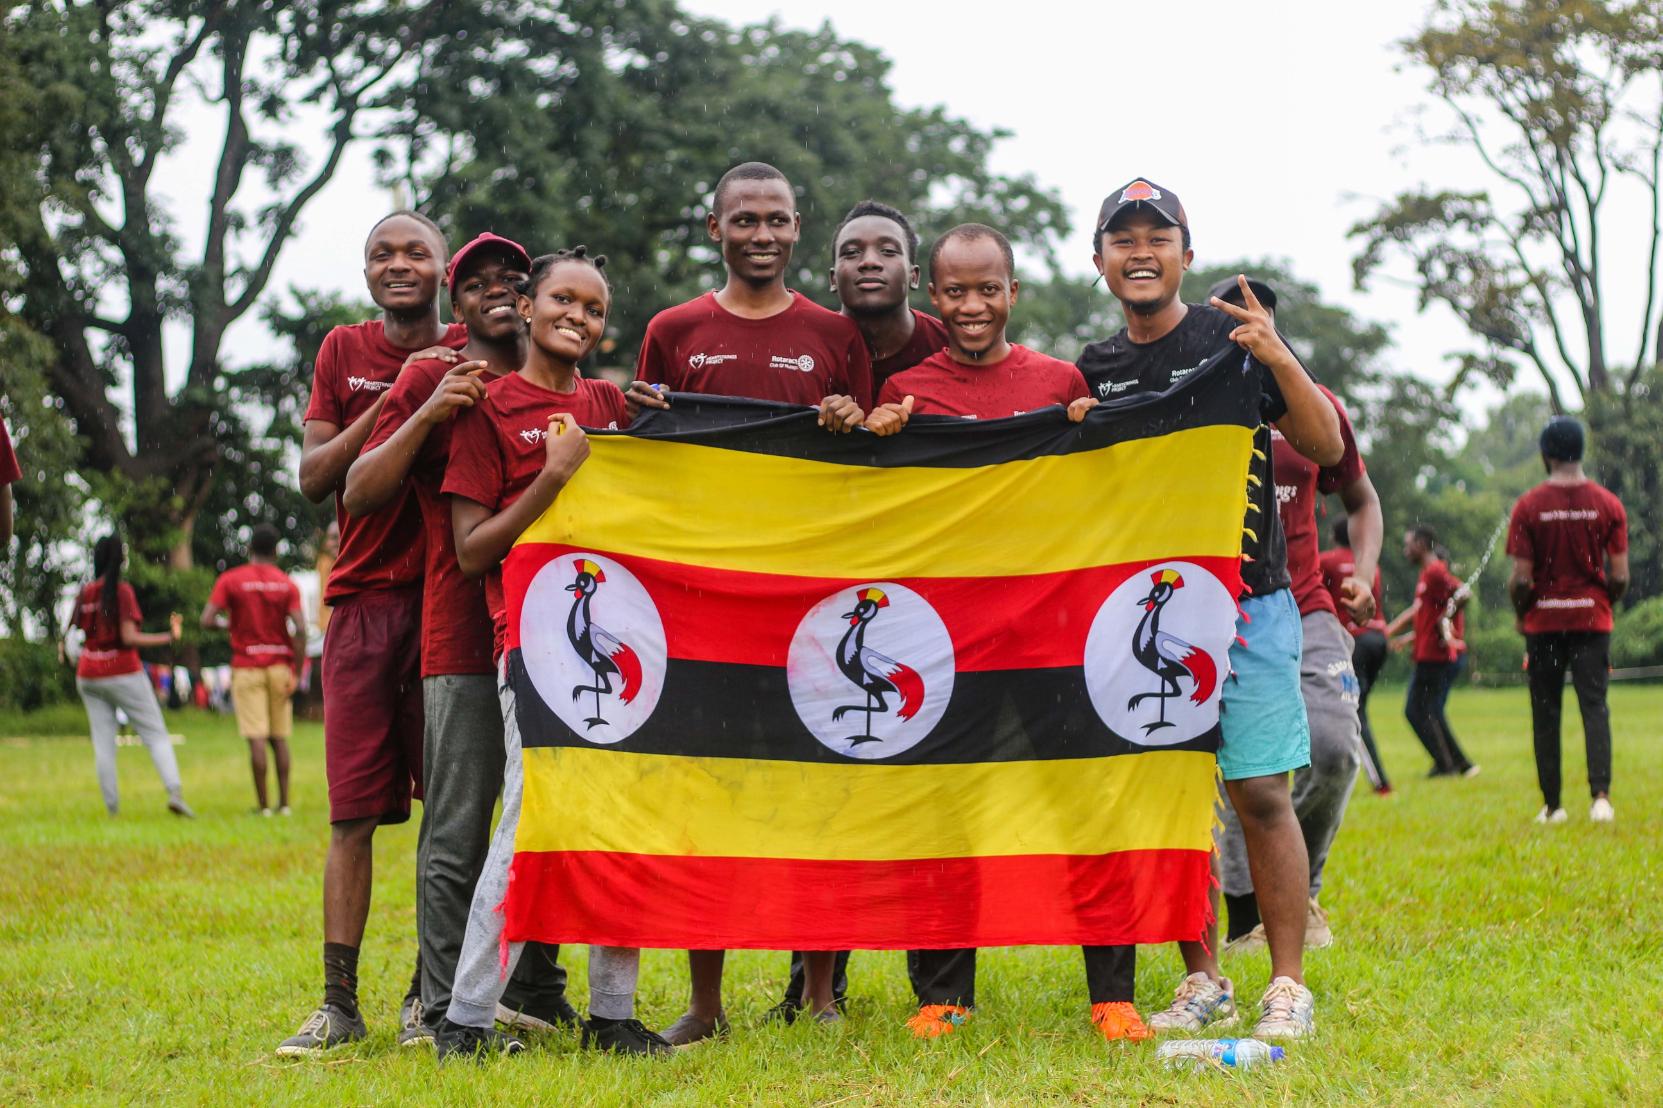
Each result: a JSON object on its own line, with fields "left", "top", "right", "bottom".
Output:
{"left": 2, "top": 686, "right": 1659, "bottom": 1105}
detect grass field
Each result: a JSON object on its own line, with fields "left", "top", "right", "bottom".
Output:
{"left": 1, "top": 685, "right": 1659, "bottom": 1105}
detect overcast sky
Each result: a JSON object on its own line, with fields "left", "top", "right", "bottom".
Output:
{"left": 184, "top": 0, "right": 1659, "bottom": 408}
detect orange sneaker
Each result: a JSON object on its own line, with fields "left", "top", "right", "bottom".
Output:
{"left": 906, "top": 1004, "right": 971, "bottom": 1038}
{"left": 1090, "top": 1001, "right": 1153, "bottom": 1042}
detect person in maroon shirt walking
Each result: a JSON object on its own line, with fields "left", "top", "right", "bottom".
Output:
{"left": 627, "top": 162, "right": 871, "bottom": 1046}
{"left": 1388, "top": 525, "right": 1477, "bottom": 778}
{"left": 202, "top": 524, "right": 305, "bottom": 816}
{"left": 0, "top": 413, "right": 18, "bottom": 547}
{"left": 1507, "top": 416, "right": 1628, "bottom": 824}
{"left": 279, "top": 210, "right": 468, "bottom": 1057}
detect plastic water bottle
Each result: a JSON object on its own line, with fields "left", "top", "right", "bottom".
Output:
{"left": 1156, "top": 1038, "right": 1286, "bottom": 1070}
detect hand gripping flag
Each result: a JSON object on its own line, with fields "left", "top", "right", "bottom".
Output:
{"left": 501, "top": 353, "right": 1258, "bottom": 950}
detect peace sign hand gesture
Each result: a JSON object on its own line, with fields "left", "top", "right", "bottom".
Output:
{"left": 1210, "top": 274, "right": 1293, "bottom": 367}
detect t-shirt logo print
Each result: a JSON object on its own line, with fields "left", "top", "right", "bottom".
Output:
{"left": 1120, "top": 180, "right": 1161, "bottom": 203}
{"left": 786, "top": 582, "right": 955, "bottom": 760}
{"left": 347, "top": 375, "right": 392, "bottom": 392}
{"left": 689, "top": 353, "right": 707, "bottom": 370}
{"left": 519, "top": 427, "right": 547, "bottom": 445}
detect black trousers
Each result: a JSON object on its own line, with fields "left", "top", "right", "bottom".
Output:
{"left": 1351, "top": 629, "right": 1390, "bottom": 790}
{"left": 1526, "top": 631, "right": 1613, "bottom": 810}
{"left": 1405, "top": 661, "right": 1473, "bottom": 774}
{"left": 906, "top": 944, "right": 1136, "bottom": 1008}
{"left": 779, "top": 950, "right": 851, "bottom": 1008}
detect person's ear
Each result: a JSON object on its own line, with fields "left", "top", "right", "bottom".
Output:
{"left": 1182, "top": 247, "right": 1194, "bottom": 271}
{"left": 828, "top": 267, "right": 837, "bottom": 295}
{"left": 1009, "top": 277, "right": 1020, "bottom": 306}
{"left": 517, "top": 292, "right": 533, "bottom": 323}
{"left": 908, "top": 264, "right": 920, "bottom": 290}
{"left": 1092, "top": 253, "right": 1106, "bottom": 278}
{"left": 707, "top": 211, "right": 721, "bottom": 243}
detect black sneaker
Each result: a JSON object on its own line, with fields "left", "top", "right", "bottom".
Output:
{"left": 398, "top": 995, "right": 434, "bottom": 1048}
{"left": 275, "top": 1004, "right": 367, "bottom": 1056}
{"left": 762, "top": 999, "right": 801, "bottom": 1026}
{"left": 435, "top": 1018, "right": 526, "bottom": 1062}
{"left": 582, "top": 1017, "right": 674, "bottom": 1056}
{"left": 497, "top": 994, "right": 581, "bottom": 1033}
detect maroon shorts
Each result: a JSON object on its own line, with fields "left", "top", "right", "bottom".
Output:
{"left": 322, "top": 587, "right": 424, "bottom": 824}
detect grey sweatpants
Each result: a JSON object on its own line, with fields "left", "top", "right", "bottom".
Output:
{"left": 77, "top": 671, "right": 182, "bottom": 813}
{"left": 417, "top": 673, "right": 565, "bottom": 1025}
{"left": 1219, "top": 609, "right": 1362, "bottom": 899}
{"left": 448, "top": 664, "right": 640, "bottom": 1028}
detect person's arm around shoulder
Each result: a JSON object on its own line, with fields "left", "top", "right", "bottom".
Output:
{"left": 453, "top": 414, "right": 590, "bottom": 579}
{"left": 343, "top": 360, "right": 489, "bottom": 516}
{"left": 1210, "top": 276, "right": 1341, "bottom": 465}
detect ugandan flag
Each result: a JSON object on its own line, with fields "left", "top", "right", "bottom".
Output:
{"left": 501, "top": 351, "right": 1259, "bottom": 950}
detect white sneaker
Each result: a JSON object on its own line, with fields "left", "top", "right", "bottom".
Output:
{"left": 1146, "top": 971, "right": 1238, "bottom": 1032}
{"left": 1305, "top": 898, "right": 1333, "bottom": 949}
{"left": 1251, "top": 976, "right": 1315, "bottom": 1039}
{"left": 1534, "top": 806, "right": 1568, "bottom": 824}
{"left": 1590, "top": 797, "right": 1614, "bottom": 823}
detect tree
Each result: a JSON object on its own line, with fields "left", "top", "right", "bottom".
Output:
{"left": 1, "top": 1, "right": 1069, "bottom": 581}
{"left": 1350, "top": 0, "right": 1663, "bottom": 408}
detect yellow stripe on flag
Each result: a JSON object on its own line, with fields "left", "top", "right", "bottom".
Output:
{"left": 516, "top": 424, "right": 1251, "bottom": 578}
{"left": 516, "top": 746, "right": 1218, "bottom": 861}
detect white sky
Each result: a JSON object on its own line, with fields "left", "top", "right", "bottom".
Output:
{"left": 173, "top": 0, "right": 1658, "bottom": 408}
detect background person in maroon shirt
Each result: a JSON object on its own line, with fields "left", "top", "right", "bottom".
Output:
{"left": 1322, "top": 517, "right": 1392, "bottom": 794}
{"left": 0, "top": 413, "right": 18, "bottom": 546}
{"left": 1388, "top": 525, "right": 1477, "bottom": 778}
{"left": 1507, "top": 416, "right": 1628, "bottom": 824}
{"left": 1206, "top": 278, "right": 1383, "bottom": 957}
{"left": 280, "top": 210, "right": 467, "bottom": 1057}
{"left": 830, "top": 200, "right": 949, "bottom": 392}
{"left": 201, "top": 524, "right": 305, "bottom": 816}
{"left": 627, "top": 161, "right": 872, "bottom": 438}
{"left": 345, "top": 232, "right": 573, "bottom": 1041}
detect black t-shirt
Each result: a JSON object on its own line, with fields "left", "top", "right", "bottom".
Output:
{"left": 1076, "top": 304, "right": 1291, "bottom": 598}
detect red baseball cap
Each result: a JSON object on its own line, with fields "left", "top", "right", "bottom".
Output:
{"left": 446, "top": 232, "right": 532, "bottom": 285}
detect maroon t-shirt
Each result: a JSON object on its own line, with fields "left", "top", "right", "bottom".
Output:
{"left": 637, "top": 291, "right": 874, "bottom": 409}
{"left": 1319, "top": 546, "right": 1386, "bottom": 635}
{"left": 1273, "top": 386, "right": 1366, "bottom": 617}
{"left": 443, "top": 373, "right": 630, "bottom": 658}
{"left": 1412, "top": 559, "right": 1462, "bottom": 663}
{"left": 1506, "top": 480, "right": 1628, "bottom": 634}
{"left": 877, "top": 345, "right": 1090, "bottom": 418}
{"left": 303, "top": 319, "right": 468, "bottom": 603}
{"left": 0, "top": 417, "right": 18, "bottom": 486}
{"left": 871, "top": 310, "right": 950, "bottom": 389}
{"left": 75, "top": 580, "right": 144, "bottom": 679}
{"left": 364, "top": 358, "right": 500, "bottom": 677}
{"left": 207, "top": 563, "right": 302, "bottom": 668}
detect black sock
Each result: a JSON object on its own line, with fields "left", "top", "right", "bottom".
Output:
{"left": 323, "top": 942, "right": 360, "bottom": 1017}
{"left": 1223, "top": 892, "right": 1261, "bottom": 942}
{"left": 405, "top": 952, "right": 422, "bottom": 1004}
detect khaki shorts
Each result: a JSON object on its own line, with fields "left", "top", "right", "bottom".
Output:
{"left": 233, "top": 664, "right": 295, "bottom": 740}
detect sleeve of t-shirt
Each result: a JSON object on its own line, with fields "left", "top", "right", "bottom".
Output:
{"left": 0, "top": 418, "right": 19, "bottom": 485}
{"left": 119, "top": 581, "right": 143, "bottom": 625}
{"left": 1505, "top": 497, "right": 1534, "bottom": 560}
{"left": 1607, "top": 494, "right": 1629, "bottom": 555}
{"left": 635, "top": 317, "right": 673, "bottom": 388}
{"left": 364, "top": 360, "right": 443, "bottom": 454}
{"left": 843, "top": 328, "right": 875, "bottom": 410}
{"left": 1254, "top": 357, "right": 1289, "bottom": 423}
{"left": 208, "top": 573, "right": 232, "bottom": 611}
{"left": 1316, "top": 394, "right": 1365, "bottom": 493}
{"left": 877, "top": 373, "right": 906, "bottom": 409}
{"left": 441, "top": 403, "right": 504, "bottom": 510}
{"left": 602, "top": 381, "right": 632, "bottom": 429}
{"left": 1064, "top": 365, "right": 1091, "bottom": 404}
{"left": 303, "top": 328, "right": 345, "bottom": 426}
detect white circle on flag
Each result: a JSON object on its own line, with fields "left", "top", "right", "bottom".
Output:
{"left": 786, "top": 582, "right": 954, "bottom": 760}
{"left": 520, "top": 552, "right": 666, "bottom": 745}
{"left": 1083, "top": 561, "right": 1235, "bottom": 746}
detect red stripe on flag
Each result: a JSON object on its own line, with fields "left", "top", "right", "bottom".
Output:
{"left": 501, "top": 848, "right": 1210, "bottom": 950}
{"left": 504, "top": 545, "right": 1241, "bottom": 671}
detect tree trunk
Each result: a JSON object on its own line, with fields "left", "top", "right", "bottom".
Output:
{"left": 168, "top": 512, "right": 195, "bottom": 572}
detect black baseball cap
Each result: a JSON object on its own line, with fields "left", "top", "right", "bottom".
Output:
{"left": 1207, "top": 276, "right": 1278, "bottom": 311}
{"left": 1096, "top": 178, "right": 1188, "bottom": 237}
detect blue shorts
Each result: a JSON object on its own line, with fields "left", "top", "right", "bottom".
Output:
{"left": 1218, "top": 588, "right": 1311, "bottom": 781}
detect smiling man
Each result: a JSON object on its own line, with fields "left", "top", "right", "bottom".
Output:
{"left": 628, "top": 162, "right": 873, "bottom": 432}
{"left": 831, "top": 200, "right": 949, "bottom": 391}
{"left": 629, "top": 162, "right": 875, "bottom": 1045}
{"left": 1075, "top": 178, "right": 1342, "bottom": 1042}
{"left": 343, "top": 233, "right": 575, "bottom": 1048}
{"left": 281, "top": 210, "right": 468, "bottom": 1056}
